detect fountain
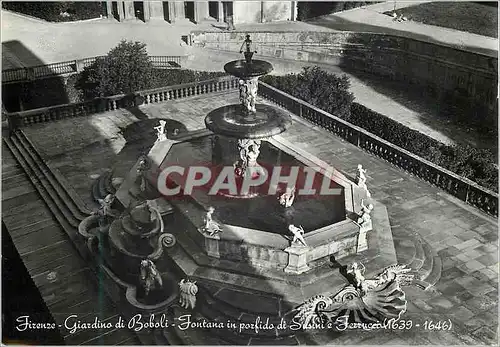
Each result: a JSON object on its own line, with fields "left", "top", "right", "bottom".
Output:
{"left": 82, "top": 34, "right": 410, "bottom": 345}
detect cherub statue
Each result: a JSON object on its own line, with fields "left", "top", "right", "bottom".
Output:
{"left": 239, "top": 79, "right": 247, "bottom": 106}
{"left": 239, "top": 34, "right": 257, "bottom": 64}
{"left": 347, "top": 262, "right": 414, "bottom": 295}
{"left": 289, "top": 224, "right": 307, "bottom": 247}
{"left": 279, "top": 186, "right": 296, "bottom": 208}
{"left": 154, "top": 120, "right": 167, "bottom": 143}
{"left": 139, "top": 259, "right": 163, "bottom": 297}
{"left": 357, "top": 199, "right": 373, "bottom": 227}
{"left": 203, "top": 207, "right": 221, "bottom": 236}
{"left": 347, "top": 262, "right": 367, "bottom": 292}
{"left": 235, "top": 139, "right": 261, "bottom": 177}
{"left": 356, "top": 164, "right": 367, "bottom": 188}
{"left": 136, "top": 155, "right": 150, "bottom": 192}
{"left": 179, "top": 279, "right": 198, "bottom": 309}
{"left": 95, "top": 194, "right": 118, "bottom": 227}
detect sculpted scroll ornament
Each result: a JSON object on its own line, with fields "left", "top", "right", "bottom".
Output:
{"left": 293, "top": 263, "right": 414, "bottom": 328}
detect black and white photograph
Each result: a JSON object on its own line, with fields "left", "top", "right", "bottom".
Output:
{"left": 1, "top": 0, "right": 498, "bottom": 345}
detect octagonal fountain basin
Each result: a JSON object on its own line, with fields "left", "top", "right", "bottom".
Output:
{"left": 205, "top": 104, "right": 292, "bottom": 139}
{"left": 157, "top": 135, "right": 346, "bottom": 235}
{"left": 224, "top": 59, "right": 273, "bottom": 78}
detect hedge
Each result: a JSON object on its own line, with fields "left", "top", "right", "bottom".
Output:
{"left": 2, "top": 2, "right": 102, "bottom": 22}
{"left": 262, "top": 72, "right": 498, "bottom": 192}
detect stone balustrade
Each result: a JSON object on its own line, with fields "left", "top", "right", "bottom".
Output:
{"left": 258, "top": 81, "right": 498, "bottom": 217}
{"left": 5, "top": 75, "right": 237, "bottom": 129}
{"left": 2, "top": 55, "right": 187, "bottom": 84}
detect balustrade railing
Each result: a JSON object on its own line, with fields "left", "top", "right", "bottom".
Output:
{"left": 5, "top": 75, "right": 237, "bottom": 129}
{"left": 2, "top": 55, "right": 186, "bottom": 83}
{"left": 258, "top": 81, "right": 498, "bottom": 217}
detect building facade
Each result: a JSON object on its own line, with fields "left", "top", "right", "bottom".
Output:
{"left": 103, "top": 1, "right": 297, "bottom": 24}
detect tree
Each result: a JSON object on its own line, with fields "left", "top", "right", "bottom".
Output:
{"left": 76, "top": 40, "right": 156, "bottom": 98}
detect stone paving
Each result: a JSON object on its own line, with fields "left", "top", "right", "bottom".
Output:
{"left": 23, "top": 91, "right": 499, "bottom": 345}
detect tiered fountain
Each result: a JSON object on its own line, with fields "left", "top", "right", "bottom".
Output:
{"left": 81, "top": 35, "right": 410, "bottom": 345}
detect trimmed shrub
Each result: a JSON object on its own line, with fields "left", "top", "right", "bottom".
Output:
{"left": 76, "top": 40, "right": 228, "bottom": 99}
{"left": 76, "top": 40, "right": 157, "bottom": 98}
{"left": 2, "top": 2, "right": 102, "bottom": 22}
{"left": 261, "top": 66, "right": 354, "bottom": 119}
{"left": 263, "top": 72, "right": 498, "bottom": 192}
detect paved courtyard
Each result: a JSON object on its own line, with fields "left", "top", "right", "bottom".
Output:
{"left": 22, "top": 90, "right": 499, "bottom": 345}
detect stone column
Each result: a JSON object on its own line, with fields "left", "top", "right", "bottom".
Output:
{"left": 105, "top": 0, "right": 113, "bottom": 18}
{"left": 143, "top": 1, "right": 151, "bottom": 21}
{"left": 148, "top": 1, "right": 165, "bottom": 21}
{"left": 123, "top": 1, "right": 135, "bottom": 20}
{"left": 171, "top": 1, "right": 189, "bottom": 23}
{"left": 218, "top": 1, "right": 224, "bottom": 22}
{"left": 117, "top": 1, "right": 125, "bottom": 21}
{"left": 291, "top": 1, "right": 297, "bottom": 21}
{"left": 195, "top": 1, "right": 212, "bottom": 22}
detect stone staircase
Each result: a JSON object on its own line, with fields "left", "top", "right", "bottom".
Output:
{"left": 3, "top": 130, "right": 91, "bottom": 245}
{"left": 393, "top": 233, "right": 442, "bottom": 290}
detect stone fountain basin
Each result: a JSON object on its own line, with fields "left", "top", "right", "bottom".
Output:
{"left": 171, "top": 200, "right": 361, "bottom": 271}
{"left": 224, "top": 59, "right": 273, "bottom": 78}
{"left": 205, "top": 104, "right": 292, "bottom": 139}
{"left": 148, "top": 132, "right": 364, "bottom": 271}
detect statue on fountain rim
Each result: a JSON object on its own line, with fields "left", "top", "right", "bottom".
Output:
{"left": 154, "top": 120, "right": 167, "bottom": 143}
{"left": 203, "top": 206, "right": 222, "bottom": 236}
{"left": 279, "top": 186, "right": 296, "bottom": 208}
{"left": 139, "top": 258, "right": 163, "bottom": 297}
{"left": 357, "top": 199, "right": 373, "bottom": 228}
{"left": 289, "top": 224, "right": 307, "bottom": 247}
{"left": 95, "top": 193, "right": 119, "bottom": 228}
{"left": 234, "top": 139, "right": 262, "bottom": 178}
{"left": 136, "top": 155, "right": 150, "bottom": 193}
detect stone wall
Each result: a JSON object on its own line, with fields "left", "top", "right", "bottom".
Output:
{"left": 191, "top": 31, "right": 498, "bottom": 110}
{"left": 232, "top": 1, "right": 295, "bottom": 23}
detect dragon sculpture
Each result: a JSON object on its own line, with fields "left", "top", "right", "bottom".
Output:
{"left": 293, "top": 263, "right": 414, "bottom": 328}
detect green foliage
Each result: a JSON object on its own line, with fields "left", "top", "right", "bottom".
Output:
{"left": 261, "top": 66, "right": 354, "bottom": 118}
{"left": 77, "top": 40, "right": 156, "bottom": 98}
{"left": 76, "top": 40, "right": 228, "bottom": 99}
{"left": 263, "top": 72, "right": 498, "bottom": 192}
{"left": 2, "top": 2, "right": 102, "bottom": 22}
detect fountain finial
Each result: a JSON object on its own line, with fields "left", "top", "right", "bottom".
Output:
{"left": 240, "top": 34, "right": 257, "bottom": 65}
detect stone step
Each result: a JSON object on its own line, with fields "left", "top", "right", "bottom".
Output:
{"left": 3, "top": 138, "right": 88, "bottom": 259}
{"left": 393, "top": 236, "right": 417, "bottom": 265}
{"left": 416, "top": 241, "right": 435, "bottom": 281}
{"left": 8, "top": 136, "right": 81, "bottom": 229}
{"left": 16, "top": 130, "right": 90, "bottom": 219}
